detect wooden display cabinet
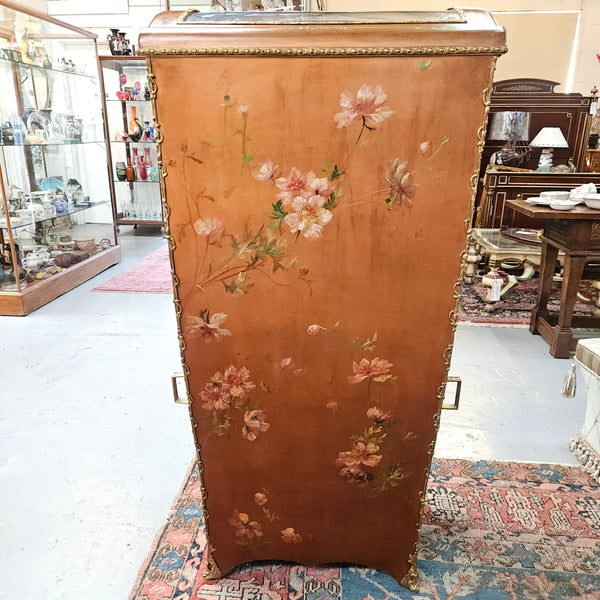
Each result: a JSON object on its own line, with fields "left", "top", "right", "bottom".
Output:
{"left": 98, "top": 56, "right": 164, "bottom": 232}
{"left": 0, "top": 0, "right": 120, "bottom": 316}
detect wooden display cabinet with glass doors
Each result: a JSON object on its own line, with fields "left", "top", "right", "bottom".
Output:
{"left": 99, "top": 56, "right": 164, "bottom": 233}
{"left": 0, "top": 0, "right": 120, "bottom": 316}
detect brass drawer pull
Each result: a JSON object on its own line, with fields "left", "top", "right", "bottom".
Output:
{"left": 441, "top": 376, "right": 461, "bottom": 410}
{"left": 171, "top": 373, "right": 190, "bottom": 405}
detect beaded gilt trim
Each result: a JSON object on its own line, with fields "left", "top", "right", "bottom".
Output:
{"left": 404, "top": 54, "right": 499, "bottom": 593}
{"left": 146, "top": 56, "right": 223, "bottom": 580}
{"left": 139, "top": 45, "right": 507, "bottom": 57}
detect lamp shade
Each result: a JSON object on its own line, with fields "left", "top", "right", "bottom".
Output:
{"left": 488, "top": 111, "right": 530, "bottom": 141}
{"left": 529, "top": 126, "right": 569, "bottom": 148}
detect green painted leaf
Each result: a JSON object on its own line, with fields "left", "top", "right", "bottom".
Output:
{"left": 420, "top": 59, "right": 433, "bottom": 70}
{"left": 353, "top": 331, "right": 377, "bottom": 351}
{"left": 324, "top": 190, "right": 338, "bottom": 210}
{"left": 330, "top": 164, "right": 345, "bottom": 181}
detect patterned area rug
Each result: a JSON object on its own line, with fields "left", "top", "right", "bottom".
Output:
{"left": 129, "top": 459, "right": 600, "bottom": 600}
{"left": 93, "top": 246, "right": 172, "bottom": 293}
{"left": 458, "top": 279, "right": 597, "bottom": 326}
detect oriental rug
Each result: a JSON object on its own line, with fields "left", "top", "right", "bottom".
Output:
{"left": 93, "top": 246, "right": 172, "bottom": 294}
{"left": 458, "top": 279, "right": 597, "bottom": 326}
{"left": 129, "top": 459, "right": 600, "bottom": 600}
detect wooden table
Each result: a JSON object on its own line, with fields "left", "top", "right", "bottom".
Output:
{"left": 506, "top": 199, "right": 600, "bottom": 358}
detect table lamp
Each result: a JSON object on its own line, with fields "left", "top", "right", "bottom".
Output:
{"left": 529, "top": 126, "right": 569, "bottom": 171}
{"left": 488, "top": 111, "right": 531, "bottom": 166}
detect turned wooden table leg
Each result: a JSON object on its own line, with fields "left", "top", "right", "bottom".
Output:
{"left": 530, "top": 241, "right": 559, "bottom": 335}
{"left": 550, "top": 253, "right": 587, "bottom": 358}
{"left": 463, "top": 238, "right": 482, "bottom": 283}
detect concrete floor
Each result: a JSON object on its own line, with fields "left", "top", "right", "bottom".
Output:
{"left": 0, "top": 228, "right": 587, "bottom": 600}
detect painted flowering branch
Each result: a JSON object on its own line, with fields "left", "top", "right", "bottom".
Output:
{"left": 199, "top": 365, "right": 270, "bottom": 441}
{"left": 193, "top": 221, "right": 308, "bottom": 295}
{"left": 231, "top": 490, "right": 305, "bottom": 547}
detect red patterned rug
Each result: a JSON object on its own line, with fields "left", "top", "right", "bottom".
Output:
{"left": 458, "top": 279, "right": 597, "bottom": 326}
{"left": 129, "top": 458, "right": 600, "bottom": 600}
{"left": 93, "top": 246, "right": 172, "bottom": 294}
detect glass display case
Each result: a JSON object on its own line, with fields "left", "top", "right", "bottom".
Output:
{"left": 99, "top": 56, "right": 164, "bottom": 231}
{"left": 0, "top": 0, "right": 120, "bottom": 316}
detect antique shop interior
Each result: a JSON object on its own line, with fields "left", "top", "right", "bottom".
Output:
{"left": 1, "top": 1, "right": 600, "bottom": 599}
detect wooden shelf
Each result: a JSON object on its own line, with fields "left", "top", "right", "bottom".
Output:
{"left": 0, "top": 245, "right": 121, "bottom": 316}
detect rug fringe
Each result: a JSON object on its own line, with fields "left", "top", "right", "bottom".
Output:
{"left": 570, "top": 433, "right": 600, "bottom": 483}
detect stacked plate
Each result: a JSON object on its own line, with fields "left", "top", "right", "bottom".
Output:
{"left": 525, "top": 191, "right": 578, "bottom": 211}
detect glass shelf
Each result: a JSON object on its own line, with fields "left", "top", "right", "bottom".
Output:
{"left": 105, "top": 98, "right": 150, "bottom": 103}
{"left": 1, "top": 140, "right": 106, "bottom": 148}
{"left": 110, "top": 140, "right": 155, "bottom": 145}
{"left": 114, "top": 179, "right": 159, "bottom": 183}
{"left": 0, "top": 53, "right": 95, "bottom": 79}
{"left": 1, "top": 201, "right": 110, "bottom": 232}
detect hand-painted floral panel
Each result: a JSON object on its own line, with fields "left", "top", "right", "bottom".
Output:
{"left": 150, "top": 43, "right": 498, "bottom": 587}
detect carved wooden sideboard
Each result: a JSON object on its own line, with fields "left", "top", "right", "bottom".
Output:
{"left": 482, "top": 78, "right": 592, "bottom": 173}
{"left": 479, "top": 169, "right": 600, "bottom": 229}
{"left": 140, "top": 9, "right": 506, "bottom": 591}
{"left": 475, "top": 79, "right": 596, "bottom": 229}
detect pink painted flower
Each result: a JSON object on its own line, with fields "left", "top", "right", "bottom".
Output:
{"left": 194, "top": 217, "right": 225, "bottom": 244}
{"left": 229, "top": 510, "right": 263, "bottom": 541}
{"left": 307, "top": 172, "right": 336, "bottom": 199}
{"left": 276, "top": 167, "right": 312, "bottom": 205}
{"left": 334, "top": 84, "right": 394, "bottom": 129}
{"left": 242, "top": 409, "right": 270, "bottom": 441}
{"left": 213, "top": 365, "right": 256, "bottom": 398}
{"left": 281, "top": 527, "right": 303, "bottom": 544}
{"left": 367, "top": 406, "right": 392, "bottom": 423}
{"left": 385, "top": 159, "right": 418, "bottom": 207}
{"left": 307, "top": 324, "right": 326, "bottom": 335}
{"left": 284, "top": 195, "right": 333, "bottom": 239}
{"left": 348, "top": 357, "right": 393, "bottom": 384}
{"left": 187, "top": 312, "right": 231, "bottom": 343}
{"left": 199, "top": 382, "right": 231, "bottom": 411}
{"left": 165, "top": 528, "right": 193, "bottom": 547}
{"left": 336, "top": 440, "right": 382, "bottom": 469}
{"left": 254, "top": 159, "right": 278, "bottom": 181}
{"left": 254, "top": 492, "right": 268, "bottom": 506}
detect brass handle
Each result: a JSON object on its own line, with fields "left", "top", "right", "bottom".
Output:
{"left": 171, "top": 372, "right": 190, "bottom": 405}
{"left": 441, "top": 376, "right": 461, "bottom": 410}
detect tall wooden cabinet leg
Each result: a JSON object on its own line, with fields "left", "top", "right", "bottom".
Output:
{"left": 530, "top": 241, "right": 559, "bottom": 335}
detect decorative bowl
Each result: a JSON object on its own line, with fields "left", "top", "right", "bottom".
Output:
{"left": 540, "top": 191, "right": 570, "bottom": 201}
{"left": 584, "top": 194, "right": 600, "bottom": 209}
